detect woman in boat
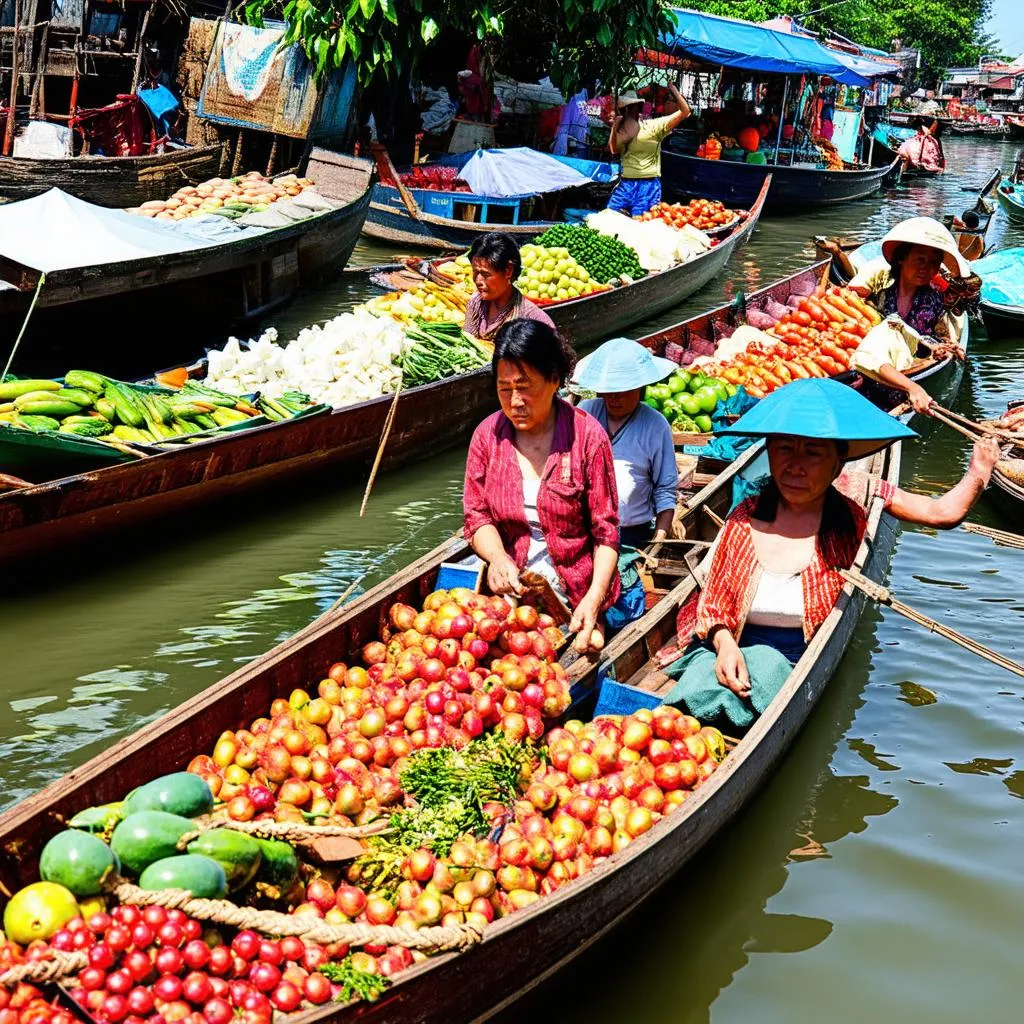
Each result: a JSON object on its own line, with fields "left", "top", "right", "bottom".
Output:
{"left": 462, "top": 232, "right": 555, "bottom": 341}
{"left": 464, "top": 319, "right": 620, "bottom": 653}
{"left": 896, "top": 120, "right": 945, "bottom": 173}
{"left": 820, "top": 218, "right": 973, "bottom": 415}
{"left": 575, "top": 337, "right": 679, "bottom": 549}
{"left": 664, "top": 379, "right": 1000, "bottom": 727}
{"left": 607, "top": 83, "right": 691, "bottom": 217}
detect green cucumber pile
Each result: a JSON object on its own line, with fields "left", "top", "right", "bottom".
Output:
{"left": 0, "top": 372, "right": 311, "bottom": 445}
{"left": 534, "top": 223, "right": 646, "bottom": 284}
{"left": 400, "top": 321, "right": 492, "bottom": 387}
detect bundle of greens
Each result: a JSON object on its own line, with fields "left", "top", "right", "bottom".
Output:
{"left": 399, "top": 322, "right": 492, "bottom": 387}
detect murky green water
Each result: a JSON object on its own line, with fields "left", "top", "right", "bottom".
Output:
{"left": 3, "top": 137, "right": 1023, "bottom": 1021}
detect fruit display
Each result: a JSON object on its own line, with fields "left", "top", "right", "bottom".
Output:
{"left": 696, "top": 285, "right": 881, "bottom": 398}
{"left": 132, "top": 173, "right": 315, "bottom": 221}
{"left": 2, "top": 584, "right": 731, "bottom": 1011}
{"left": 0, "top": 372, "right": 309, "bottom": 445}
{"left": 644, "top": 370, "right": 735, "bottom": 435}
{"left": 696, "top": 136, "right": 723, "bottom": 160}
{"left": 514, "top": 243, "right": 613, "bottom": 304}
{"left": 812, "top": 136, "right": 844, "bottom": 171}
{"left": 399, "top": 167, "right": 472, "bottom": 193}
{"left": 533, "top": 224, "right": 646, "bottom": 285}
{"left": 640, "top": 199, "right": 738, "bottom": 232}
{"left": 364, "top": 277, "right": 470, "bottom": 325}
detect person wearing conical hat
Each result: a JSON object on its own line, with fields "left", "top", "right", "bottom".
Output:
{"left": 662, "top": 379, "right": 999, "bottom": 727}
{"left": 574, "top": 337, "right": 680, "bottom": 549}
{"left": 607, "top": 82, "right": 691, "bottom": 217}
{"left": 821, "top": 217, "right": 975, "bottom": 416}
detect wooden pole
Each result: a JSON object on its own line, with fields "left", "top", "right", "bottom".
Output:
{"left": 359, "top": 382, "right": 403, "bottom": 517}
{"left": 2, "top": 0, "right": 22, "bottom": 156}
{"left": 960, "top": 522, "right": 1024, "bottom": 550}
{"left": 130, "top": 2, "right": 153, "bottom": 94}
{"left": 772, "top": 75, "right": 789, "bottom": 166}
{"left": 231, "top": 127, "right": 244, "bottom": 175}
{"left": 28, "top": 21, "right": 47, "bottom": 119}
{"left": 265, "top": 133, "right": 278, "bottom": 177}
{"left": 841, "top": 568, "right": 1024, "bottom": 678}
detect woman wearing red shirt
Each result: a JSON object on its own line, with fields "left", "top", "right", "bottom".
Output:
{"left": 463, "top": 320, "right": 620, "bottom": 653}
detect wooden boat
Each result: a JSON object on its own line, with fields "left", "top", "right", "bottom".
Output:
{"left": 0, "top": 433, "right": 902, "bottom": 1022}
{"left": 938, "top": 167, "right": 1001, "bottom": 263}
{"left": 950, "top": 120, "right": 1007, "bottom": 138}
{"left": 0, "top": 143, "right": 227, "bottom": 208}
{"left": 0, "top": 233, "right": 961, "bottom": 569}
{"left": 361, "top": 151, "right": 618, "bottom": 251}
{"left": 1006, "top": 116, "right": 1024, "bottom": 141}
{"left": 971, "top": 245, "right": 1024, "bottom": 338}
{"left": 661, "top": 148, "right": 899, "bottom": 212}
{"left": 991, "top": 458, "right": 1024, "bottom": 516}
{"left": 996, "top": 179, "right": 1024, "bottom": 224}
{"left": 0, "top": 149, "right": 375, "bottom": 379}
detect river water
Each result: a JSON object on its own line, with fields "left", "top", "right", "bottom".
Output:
{"left": 3, "top": 137, "right": 1023, "bottom": 1022}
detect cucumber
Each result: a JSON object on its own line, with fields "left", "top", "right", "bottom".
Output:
{"left": 0, "top": 379, "right": 60, "bottom": 401}
{"left": 17, "top": 400, "right": 85, "bottom": 418}
{"left": 14, "top": 390, "right": 75, "bottom": 410}
{"left": 55, "top": 388, "right": 96, "bottom": 408}
{"left": 64, "top": 370, "right": 108, "bottom": 394}
{"left": 16, "top": 414, "right": 60, "bottom": 430}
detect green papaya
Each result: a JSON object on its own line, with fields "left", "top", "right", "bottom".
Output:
{"left": 39, "top": 829, "right": 120, "bottom": 897}
{"left": 253, "top": 837, "right": 300, "bottom": 890}
{"left": 123, "top": 772, "right": 214, "bottom": 819}
{"left": 110, "top": 811, "right": 195, "bottom": 876}
{"left": 186, "top": 830, "right": 262, "bottom": 892}
{"left": 138, "top": 855, "right": 228, "bottom": 899}
{"left": 68, "top": 802, "right": 124, "bottom": 833}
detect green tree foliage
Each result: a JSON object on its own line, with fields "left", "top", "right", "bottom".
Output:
{"left": 243, "top": 0, "right": 673, "bottom": 90}
{"left": 689, "top": 0, "right": 994, "bottom": 78}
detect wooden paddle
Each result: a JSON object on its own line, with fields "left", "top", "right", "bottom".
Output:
{"left": 841, "top": 568, "right": 1024, "bottom": 678}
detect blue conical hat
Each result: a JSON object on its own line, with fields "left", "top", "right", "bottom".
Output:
{"left": 716, "top": 378, "right": 917, "bottom": 459}
{"left": 573, "top": 337, "right": 678, "bottom": 392}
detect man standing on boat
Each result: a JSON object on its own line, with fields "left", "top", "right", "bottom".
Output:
{"left": 607, "top": 83, "right": 691, "bottom": 216}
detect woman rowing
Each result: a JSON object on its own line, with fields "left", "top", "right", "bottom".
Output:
{"left": 463, "top": 320, "right": 619, "bottom": 653}
{"left": 820, "top": 218, "right": 978, "bottom": 415}
{"left": 607, "top": 83, "right": 691, "bottom": 216}
{"left": 463, "top": 232, "right": 554, "bottom": 341}
{"left": 663, "top": 379, "right": 999, "bottom": 727}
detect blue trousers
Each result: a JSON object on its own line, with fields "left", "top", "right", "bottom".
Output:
{"left": 608, "top": 177, "right": 662, "bottom": 216}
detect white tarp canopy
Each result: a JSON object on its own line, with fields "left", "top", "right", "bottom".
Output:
{"left": 456, "top": 147, "right": 593, "bottom": 198}
{"left": 0, "top": 188, "right": 224, "bottom": 274}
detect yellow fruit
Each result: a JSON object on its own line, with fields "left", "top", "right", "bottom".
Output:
{"left": 3, "top": 882, "right": 80, "bottom": 944}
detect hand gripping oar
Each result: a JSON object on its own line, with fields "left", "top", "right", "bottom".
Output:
{"left": 840, "top": 568, "right": 1024, "bottom": 678}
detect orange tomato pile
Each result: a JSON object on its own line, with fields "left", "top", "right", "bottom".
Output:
{"left": 698, "top": 285, "right": 882, "bottom": 398}
{"left": 639, "top": 199, "right": 737, "bottom": 232}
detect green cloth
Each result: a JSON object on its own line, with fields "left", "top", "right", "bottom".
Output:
{"left": 662, "top": 643, "right": 793, "bottom": 728}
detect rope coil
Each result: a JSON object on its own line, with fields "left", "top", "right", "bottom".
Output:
{"left": 175, "top": 816, "right": 390, "bottom": 850}
{"left": 113, "top": 883, "right": 483, "bottom": 953}
{"left": 0, "top": 951, "right": 87, "bottom": 987}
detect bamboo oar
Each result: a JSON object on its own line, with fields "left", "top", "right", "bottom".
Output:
{"left": 359, "top": 381, "right": 403, "bottom": 517}
{"left": 930, "top": 403, "right": 1023, "bottom": 446}
{"left": 841, "top": 568, "right": 1024, "bottom": 678}
{"left": 960, "top": 522, "right": 1024, "bottom": 551}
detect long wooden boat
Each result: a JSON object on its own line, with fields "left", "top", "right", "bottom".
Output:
{"left": 0, "top": 149, "right": 375, "bottom": 379}
{"left": 0, "top": 143, "right": 227, "bottom": 207}
{"left": 942, "top": 167, "right": 1000, "bottom": 262}
{"left": 950, "top": 120, "right": 1007, "bottom": 138}
{"left": 0, "top": 434, "right": 901, "bottom": 1022}
{"left": 0, "top": 238, "right": 962, "bottom": 571}
{"left": 361, "top": 153, "right": 617, "bottom": 251}
{"left": 661, "top": 148, "right": 899, "bottom": 212}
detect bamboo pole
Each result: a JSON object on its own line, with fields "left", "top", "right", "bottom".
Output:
{"left": 2, "top": 0, "right": 22, "bottom": 156}
{"left": 960, "top": 522, "right": 1024, "bottom": 550}
{"left": 359, "top": 382, "right": 403, "bottom": 517}
{"left": 841, "top": 568, "right": 1024, "bottom": 678}
{"left": 130, "top": 2, "right": 153, "bottom": 94}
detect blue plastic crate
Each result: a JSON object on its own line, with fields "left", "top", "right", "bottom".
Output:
{"left": 592, "top": 675, "right": 665, "bottom": 718}
{"left": 413, "top": 190, "right": 456, "bottom": 218}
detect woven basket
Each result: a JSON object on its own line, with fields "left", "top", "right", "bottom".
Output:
{"left": 997, "top": 457, "right": 1024, "bottom": 485}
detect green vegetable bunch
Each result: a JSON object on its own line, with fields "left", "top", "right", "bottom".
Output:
{"left": 534, "top": 224, "right": 646, "bottom": 284}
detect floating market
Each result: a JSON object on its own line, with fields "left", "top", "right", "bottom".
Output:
{"left": 1, "top": 1, "right": 1023, "bottom": 1022}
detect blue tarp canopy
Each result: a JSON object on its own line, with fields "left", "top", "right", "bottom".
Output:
{"left": 659, "top": 9, "right": 892, "bottom": 86}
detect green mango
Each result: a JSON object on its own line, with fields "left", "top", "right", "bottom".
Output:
{"left": 39, "top": 830, "right": 120, "bottom": 897}
{"left": 68, "top": 802, "right": 124, "bottom": 833}
{"left": 110, "top": 811, "right": 195, "bottom": 876}
{"left": 123, "top": 772, "right": 214, "bottom": 819}
{"left": 253, "top": 837, "right": 300, "bottom": 890}
{"left": 138, "top": 855, "right": 227, "bottom": 899}
{"left": 186, "top": 830, "right": 263, "bottom": 892}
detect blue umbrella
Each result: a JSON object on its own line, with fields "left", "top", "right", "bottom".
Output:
{"left": 715, "top": 378, "right": 916, "bottom": 459}
{"left": 573, "top": 337, "right": 678, "bottom": 392}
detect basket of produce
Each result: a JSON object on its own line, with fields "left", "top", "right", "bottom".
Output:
{"left": 642, "top": 367, "right": 736, "bottom": 439}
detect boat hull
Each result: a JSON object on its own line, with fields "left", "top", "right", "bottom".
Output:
{"left": 0, "top": 151, "right": 374, "bottom": 378}
{"left": 979, "top": 299, "right": 1024, "bottom": 338}
{"left": 662, "top": 151, "right": 896, "bottom": 211}
{"left": 0, "top": 144, "right": 227, "bottom": 207}
{"left": 991, "top": 466, "right": 1024, "bottom": 516}
{"left": 996, "top": 186, "right": 1024, "bottom": 224}
{"left": 0, "top": 441, "right": 901, "bottom": 1024}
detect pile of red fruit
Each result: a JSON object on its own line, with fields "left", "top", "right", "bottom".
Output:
{"left": 640, "top": 199, "right": 737, "bottom": 232}
{"left": 48, "top": 906, "right": 392, "bottom": 1024}
{"left": 0, "top": 940, "right": 76, "bottom": 1024}
{"left": 187, "top": 589, "right": 571, "bottom": 827}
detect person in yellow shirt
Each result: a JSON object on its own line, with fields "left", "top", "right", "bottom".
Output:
{"left": 607, "top": 83, "right": 691, "bottom": 216}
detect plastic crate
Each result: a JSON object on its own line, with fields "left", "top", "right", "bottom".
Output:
{"left": 592, "top": 675, "right": 665, "bottom": 718}
{"left": 417, "top": 191, "right": 456, "bottom": 218}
